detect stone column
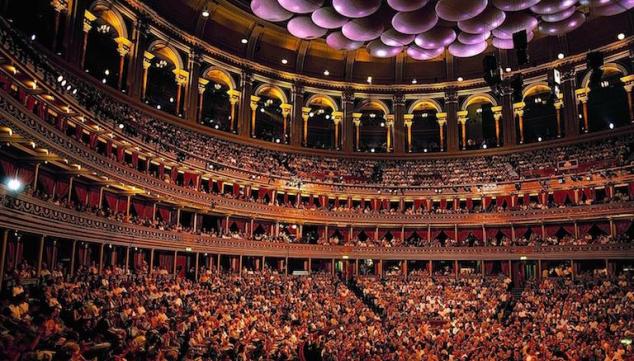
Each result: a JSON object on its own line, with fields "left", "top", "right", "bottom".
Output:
{"left": 227, "top": 89, "right": 241, "bottom": 132}
{"left": 250, "top": 95, "right": 260, "bottom": 138}
{"left": 513, "top": 102, "right": 526, "bottom": 144}
{"left": 291, "top": 82, "right": 305, "bottom": 146}
{"left": 185, "top": 50, "right": 203, "bottom": 122}
{"left": 436, "top": 113, "right": 447, "bottom": 151}
{"left": 491, "top": 106, "right": 503, "bottom": 147}
{"left": 79, "top": 11, "right": 96, "bottom": 69}
{"left": 173, "top": 69, "right": 189, "bottom": 116}
{"left": 575, "top": 88, "right": 589, "bottom": 133}
{"left": 385, "top": 114, "right": 394, "bottom": 152}
{"left": 501, "top": 86, "right": 517, "bottom": 146}
{"left": 301, "top": 107, "right": 311, "bottom": 146}
{"left": 141, "top": 52, "right": 155, "bottom": 100}
{"left": 341, "top": 89, "right": 354, "bottom": 153}
{"left": 50, "top": 1, "right": 68, "bottom": 51}
{"left": 554, "top": 97, "right": 564, "bottom": 138}
{"left": 561, "top": 68, "right": 579, "bottom": 138}
{"left": 114, "top": 37, "right": 132, "bottom": 91}
{"left": 444, "top": 88, "right": 459, "bottom": 152}
{"left": 457, "top": 110, "right": 468, "bottom": 150}
{"left": 127, "top": 19, "right": 149, "bottom": 99}
{"left": 333, "top": 112, "right": 343, "bottom": 150}
{"left": 393, "top": 93, "right": 406, "bottom": 153}
{"left": 621, "top": 75, "right": 634, "bottom": 123}
{"left": 404, "top": 114, "right": 413, "bottom": 152}
{"left": 280, "top": 103, "right": 292, "bottom": 144}
{"left": 196, "top": 79, "right": 209, "bottom": 123}
{"left": 352, "top": 113, "right": 362, "bottom": 151}
{"left": 238, "top": 71, "right": 254, "bottom": 137}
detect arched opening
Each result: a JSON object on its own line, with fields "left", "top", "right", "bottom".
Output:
{"left": 409, "top": 100, "right": 442, "bottom": 153}
{"left": 522, "top": 84, "right": 558, "bottom": 144}
{"left": 83, "top": 5, "right": 129, "bottom": 90}
{"left": 253, "top": 85, "right": 288, "bottom": 144}
{"left": 84, "top": 17, "right": 120, "bottom": 88}
{"left": 305, "top": 95, "right": 337, "bottom": 150}
{"left": 356, "top": 100, "right": 390, "bottom": 153}
{"left": 461, "top": 95, "right": 497, "bottom": 150}
{"left": 583, "top": 67, "right": 630, "bottom": 132}
{"left": 199, "top": 68, "right": 236, "bottom": 133}
{"left": 144, "top": 42, "right": 185, "bottom": 116}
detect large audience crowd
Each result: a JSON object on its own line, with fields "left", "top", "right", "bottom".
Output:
{"left": 1, "top": 266, "right": 632, "bottom": 360}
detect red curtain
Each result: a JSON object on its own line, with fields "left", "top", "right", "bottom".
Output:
{"left": 615, "top": 220, "right": 632, "bottom": 236}
{"left": 158, "top": 254, "right": 174, "bottom": 272}
{"left": 458, "top": 227, "right": 483, "bottom": 241}
{"left": 45, "top": 242, "right": 58, "bottom": 268}
{"left": 55, "top": 177, "right": 70, "bottom": 199}
{"left": 134, "top": 252, "right": 145, "bottom": 270}
{"left": 73, "top": 183, "right": 88, "bottom": 206}
{"left": 577, "top": 222, "right": 593, "bottom": 236}
{"left": 439, "top": 198, "right": 447, "bottom": 209}
{"left": 17, "top": 166, "right": 34, "bottom": 185}
{"left": 89, "top": 133, "right": 98, "bottom": 149}
{"left": 543, "top": 224, "right": 562, "bottom": 237}
{"left": 74, "top": 124, "right": 83, "bottom": 140}
{"left": 37, "top": 170, "right": 56, "bottom": 195}
{"left": 233, "top": 183, "right": 240, "bottom": 196}
{"left": 117, "top": 147, "right": 125, "bottom": 163}
{"left": 88, "top": 187, "right": 101, "bottom": 207}
{"left": 103, "top": 192, "right": 118, "bottom": 211}
{"left": 106, "top": 140, "right": 113, "bottom": 157}
{"left": 157, "top": 205, "right": 171, "bottom": 223}
{"left": 131, "top": 152, "right": 139, "bottom": 168}
{"left": 501, "top": 261, "right": 510, "bottom": 277}
{"left": 176, "top": 255, "right": 187, "bottom": 276}
{"left": 132, "top": 199, "right": 153, "bottom": 219}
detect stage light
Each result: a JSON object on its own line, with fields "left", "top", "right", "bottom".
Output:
{"left": 323, "top": 70, "right": 329, "bottom": 76}
{"left": 30, "top": 34, "right": 36, "bottom": 41}
{"left": 457, "top": 77, "right": 463, "bottom": 82}
{"left": 118, "top": 123, "right": 124, "bottom": 129}
{"left": 241, "top": 38, "right": 248, "bottom": 44}
{"left": 411, "top": 79, "right": 417, "bottom": 84}
{"left": 281, "top": 59, "right": 288, "bottom": 64}
{"left": 558, "top": 53, "right": 565, "bottom": 59}
{"left": 202, "top": 9, "right": 210, "bottom": 17}
{"left": 609, "top": 123, "right": 614, "bottom": 129}
{"left": 6, "top": 178, "right": 22, "bottom": 191}
{"left": 537, "top": 137, "right": 542, "bottom": 142}
{"left": 617, "top": 33, "right": 625, "bottom": 40}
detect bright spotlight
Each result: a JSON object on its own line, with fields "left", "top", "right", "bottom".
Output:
{"left": 6, "top": 178, "right": 22, "bottom": 191}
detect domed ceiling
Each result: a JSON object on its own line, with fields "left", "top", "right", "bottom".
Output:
{"left": 250, "top": 0, "right": 631, "bottom": 59}
{"left": 141, "top": 0, "right": 633, "bottom": 84}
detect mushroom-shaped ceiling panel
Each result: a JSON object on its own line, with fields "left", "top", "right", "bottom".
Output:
{"left": 332, "top": 0, "right": 381, "bottom": 18}
{"left": 407, "top": 45, "right": 445, "bottom": 60}
{"left": 392, "top": 5, "right": 438, "bottom": 35}
{"left": 367, "top": 39, "right": 403, "bottom": 58}
{"left": 458, "top": 6, "right": 506, "bottom": 34}
{"left": 311, "top": 7, "right": 348, "bottom": 29}
{"left": 387, "top": 0, "right": 430, "bottom": 12}
{"left": 538, "top": 11, "right": 586, "bottom": 35}
{"left": 492, "top": 0, "right": 541, "bottom": 11}
{"left": 436, "top": 0, "right": 488, "bottom": 22}
{"left": 326, "top": 31, "right": 365, "bottom": 50}
{"left": 278, "top": 0, "right": 324, "bottom": 14}
{"left": 287, "top": 16, "right": 327, "bottom": 39}
{"left": 251, "top": 0, "right": 293, "bottom": 22}
{"left": 342, "top": 16, "right": 384, "bottom": 41}
{"left": 414, "top": 27, "right": 457, "bottom": 49}
{"left": 381, "top": 28, "right": 416, "bottom": 47}
{"left": 448, "top": 40, "right": 488, "bottom": 57}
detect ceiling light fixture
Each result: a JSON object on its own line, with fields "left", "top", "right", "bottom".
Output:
{"left": 617, "top": 33, "right": 625, "bottom": 40}
{"left": 202, "top": 9, "right": 210, "bottom": 17}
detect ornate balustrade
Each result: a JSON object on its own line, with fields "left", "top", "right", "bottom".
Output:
{"left": 1, "top": 188, "right": 632, "bottom": 260}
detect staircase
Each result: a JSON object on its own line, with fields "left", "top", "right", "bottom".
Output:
{"left": 342, "top": 277, "right": 386, "bottom": 320}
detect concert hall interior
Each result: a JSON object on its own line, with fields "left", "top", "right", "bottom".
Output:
{"left": 0, "top": 0, "right": 633, "bottom": 360}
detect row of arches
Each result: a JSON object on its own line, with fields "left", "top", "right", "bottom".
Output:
{"left": 8, "top": 0, "right": 634, "bottom": 153}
